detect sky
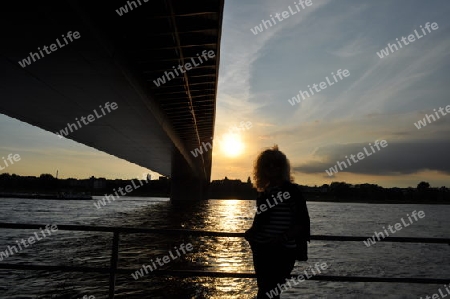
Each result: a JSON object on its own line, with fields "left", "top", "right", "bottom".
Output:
{"left": 1, "top": 0, "right": 450, "bottom": 188}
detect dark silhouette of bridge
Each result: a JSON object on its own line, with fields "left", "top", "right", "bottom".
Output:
{"left": 0, "top": 0, "right": 224, "bottom": 201}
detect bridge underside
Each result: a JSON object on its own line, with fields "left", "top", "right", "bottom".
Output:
{"left": 0, "top": 0, "right": 223, "bottom": 200}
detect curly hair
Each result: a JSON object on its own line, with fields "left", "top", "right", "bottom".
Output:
{"left": 252, "top": 145, "right": 293, "bottom": 192}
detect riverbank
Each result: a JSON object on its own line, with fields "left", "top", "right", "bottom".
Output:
{"left": 0, "top": 192, "right": 92, "bottom": 200}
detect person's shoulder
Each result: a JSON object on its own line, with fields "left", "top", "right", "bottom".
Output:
{"left": 284, "top": 181, "right": 302, "bottom": 192}
{"left": 281, "top": 182, "right": 302, "bottom": 198}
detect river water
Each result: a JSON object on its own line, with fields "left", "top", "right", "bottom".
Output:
{"left": 0, "top": 197, "right": 448, "bottom": 299}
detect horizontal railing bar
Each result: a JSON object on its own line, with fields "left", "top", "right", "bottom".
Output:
{"left": 0, "top": 223, "right": 448, "bottom": 244}
{"left": 311, "top": 235, "right": 450, "bottom": 244}
{"left": 163, "top": 271, "right": 450, "bottom": 284}
{"left": 0, "top": 222, "right": 234, "bottom": 235}
{"left": 0, "top": 264, "right": 447, "bottom": 284}
{"left": 0, "top": 264, "right": 110, "bottom": 273}
{"left": 309, "top": 275, "right": 450, "bottom": 284}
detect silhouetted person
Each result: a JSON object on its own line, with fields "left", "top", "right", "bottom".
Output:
{"left": 245, "top": 145, "right": 310, "bottom": 299}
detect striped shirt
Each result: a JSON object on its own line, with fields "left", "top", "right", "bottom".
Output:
{"left": 252, "top": 186, "right": 297, "bottom": 248}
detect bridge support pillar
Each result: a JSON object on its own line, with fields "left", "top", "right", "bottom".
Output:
{"left": 170, "top": 150, "right": 209, "bottom": 201}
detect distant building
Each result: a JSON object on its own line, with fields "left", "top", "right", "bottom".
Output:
{"left": 209, "top": 177, "right": 257, "bottom": 199}
{"left": 93, "top": 178, "right": 107, "bottom": 189}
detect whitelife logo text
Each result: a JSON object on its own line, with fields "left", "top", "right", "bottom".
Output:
{"left": 376, "top": 22, "right": 439, "bottom": 59}
{"left": 131, "top": 243, "right": 193, "bottom": 280}
{"left": 94, "top": 174, "right": 150, "bottom": 209}
{"left": 153, "top": 50, "right": 215, "bottom": 87}
{"left": 288, "top": 69, "right": 350, "bottom": 106}
{"left": 0, "top": 154, "right": 21, "bottom": 171}
{"left": 18, "top": 31, "right": 81, "bottom": 68}
{"left": 250, "top": 0, "right": 313, "bottom": 35}
{"left": 363, "top": 210, "right": 425, "bottom": 247}
{"left": 414, "top": 104, "right": 450, "bottom": 130}
{"left": 55, "top": 102, "right": 118, "bottom": 139}
{"left": 325, "top": 140, "right": 388, "bottom": 177}
{"left": 0, "top": 224, "right": 58, "bottom": 261}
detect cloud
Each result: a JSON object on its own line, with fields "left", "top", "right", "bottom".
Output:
{"left": 294, "top": 140, "right": 450, "bottom": 176}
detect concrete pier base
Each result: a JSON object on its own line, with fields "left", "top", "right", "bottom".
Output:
{"left": 170, "top": 150, "right": 209, "bottom": 201}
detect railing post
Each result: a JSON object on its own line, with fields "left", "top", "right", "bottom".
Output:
{"left": 109, "top": 231, "right": 120, "bottom": 299}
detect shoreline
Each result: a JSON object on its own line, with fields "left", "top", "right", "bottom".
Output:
{"left": 1, "top": 193, "right": 449, "bottom": 205}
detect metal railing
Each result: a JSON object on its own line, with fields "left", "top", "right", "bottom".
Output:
{"left": 0, "top": 222, "right": 449, "bottom": 299}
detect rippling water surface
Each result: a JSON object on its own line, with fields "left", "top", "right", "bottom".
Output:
{"left": 0, "top": 197, "right": 448, "bottom": 299}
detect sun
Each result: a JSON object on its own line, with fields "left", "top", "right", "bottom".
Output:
{"left": 218, "top": 133, "right": 244, "bottom": 157}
